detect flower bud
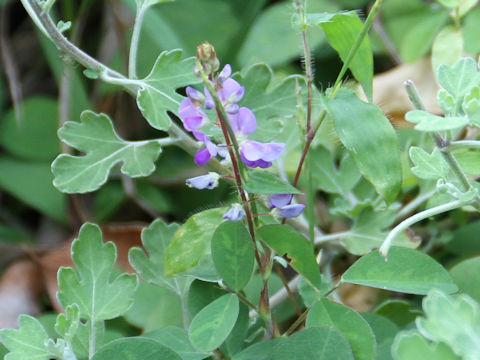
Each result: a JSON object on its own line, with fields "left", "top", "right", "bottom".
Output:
{"left": 185, "top": 172, "right": 220, "bottom": 190}
{"left": 196, "top": 42, "right": 219, "bottom": 75}
{"left": 223, "top": 203, "right": 245, "bottom": 222}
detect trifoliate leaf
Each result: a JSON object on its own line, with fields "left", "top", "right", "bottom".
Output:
{"left": 405, "top": 110, "right": 469, "bottom": 131}
{"left": 137, "top": 50, "right": 199, "bottom": 130}
{"left": 409, "top": 147, "right": 450, "bottom": 180}
{"left": 129, "top": 219, "right": 192, "bottom": 294}
{"left": 58, "top": 223, "right": 138, "bottom": 322}
{"left": 416, "top": 289, "right": 480, "bottom": 359}
{"left": 52, "top": 111, "right": 162, "bottom": 193}
{"left": 0, "top": 315, "right": 54, "bottom": 360}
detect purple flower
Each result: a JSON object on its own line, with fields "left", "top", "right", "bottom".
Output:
{"left": 205, "top": 78, "right": 244, "bottom": 112}
{"left": 218, "top": 64, "right": 232, "bottom": 83}
{"left": 268, "top": 194, "right": 305, "bottom": 218}
{"left": 229, "top": 107, "right": 256, "bottom": 136}
{"left": 186, "top": 172, "right": 220, "bottom": 190}
{"left": 240, "top": 140, "right": 285, "bottom": 168}
{"left": 193, "top": 131, "right": 218, "bottom": 166}
{"left": 178, "top": 97, "right": 207, "bottom": 131}
{"left": 223, "top": 204, "right": 245, "bottom": 221}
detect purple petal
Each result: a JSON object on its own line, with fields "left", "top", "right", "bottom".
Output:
{"left": 194, "top": 148, "right": 212, "bottom": 166}
{"left": 218, "top": 64, "right": 232, "bottom": 83}
{"left": 278, "top": 204, "right": 305, "bottom": 218}
{"left": 240, "top": 153, "right": 272, "bottom": 168}
{"left": 257, "top": 160, "right": 272, "bottom": 168}
{"left": 184, "top": 116, "right": 204, "bottom": 131}
{"left": 226, "top": 103, "right": 239, "bottom": 114}
{"left": 192, "top": 130, "right": 207, "bottom": 142}
{"left": 186, "top": 172, "right": 220, "bottom": 190}
{"left": 269, "top": 194, "right": 293, "bottom": 209}
{"left": 260, "top": 142, "right": 285, "bottom": 161}
{"left": 186, "top": 86, "right": 204, "bottom": 103}
{"left": 236, "top": 107, "right": 256, "bottom": 135}
{"left": 178, "top": 98, "right": 205, "bottom": 120}
{"left": 205, "top": 138, "right": 218, "bottom": 156}
{"left": 204, "top": 88, "right": 215, "bottom": 109}
{"left": 219, "top": 78, "right": 244, "bottom": 103}
{"left": 240, "top": 141, "right": 266, "bottom": 161}
{"left": 223, "top": 204, "right": 245, "bottom": 221}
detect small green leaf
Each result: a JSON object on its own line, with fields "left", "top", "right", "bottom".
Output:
{"left": 83, "top": 68, "right": 100, "bottom": 79}
{"left": 409, "top": 147, "right": 450, "bottom": 180}
{"left": 189, "top": 294, "right": 239, "bottom": 352}
{"left": 320, "top": 12, "right": 373, "bottom": 100}
{"left": 244, "top": 171, "right": 301, "bottom": 194}
{"left": 211, "top": 221, "right": 254, "bottom": 291}
{"left": 57, "top": 20, "right": 71, "bottom": 33}
{"left": 392, "top": 331, "right": 460, "bottom": 360}
{"left": 258, "top": 224, "right": 322, "bottom": 290}
{"left": 341, "top": 247, "right": 458, "bottom": 295}
{"left": 92, "top": 337, "right": 182, "bottom": 360}
{"left": 450, "top": 256, "right": 480, "bottom": 302}
{"left": 129, "top": 219, "right": 182, "bottom": 291}
{"left": 405, "top": 110, "right": 469, "bottom": 131}
{"left": 58, "top": 223, "right": 138, "bottom": 321}
{"left": 431, "top": 25, "right": 463, "bottom": 72}
{"left": 0, "top": 315, "right": 54, "bottom": 360}
{"left": 52, "top": 111, "right": 162, "bottom": 193}
{"left": 416, "top": 289, "right": 480, "bottom": 358}
{"left": 327, "top": 88, "right": 402, "bottom": 203}
{"left": 137, "top": 50, "right": 198, "bottom": 130}
{"left": 54, "top": 304, "right": 80, "bottom": 342}
{"left": 306, "top": 299, "right": 376, "bottom": 360}
{"left": 375, "top": 300, "right": 422, "bottom": 328}
{"left": 437, "top": 57, "right": 479, "bottom": 102}
{"left": 164, "top": 208, "right": 224, "bottom": 276}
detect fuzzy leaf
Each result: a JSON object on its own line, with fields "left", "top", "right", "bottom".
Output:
{"left": 0, "top": 315, "right": 54, "bottom": 360}
{"left": 52, "top": 111, "right": 162, "bottom": 193}
{"left": 58, "top": 223, "right": 138, "bottom": 322}
{"left": 416, "top": 289, "right": 480, "bottom": 359}
{"left": 437, "top": 57, "right": 479, "bottom": 102}
{"left": 431, "top": 25, "right": 463, "bottom": 72}
{"left": 54, "top": 304, "right": 80, "bottom": 342}
{"left": 405, "top": 110, "right": 469, "bottom": 132}
{"left": 409, "top": 147, "right": 450, "bottom": 180}
{"left": 392, "top": 331, "right": 460, "bottom": 360}
{"left": 137, "top": 50, "right": 198, "bottom": 130}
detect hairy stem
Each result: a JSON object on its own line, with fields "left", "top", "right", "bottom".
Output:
{"left": 128, "top": 4, "right": 147, "bottom": 79}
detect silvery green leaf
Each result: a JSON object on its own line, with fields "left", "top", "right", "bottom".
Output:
{"left": 437, "top": 90, "right": 456, "bottom": 115}
{"left": 405, "top": 110, "right": 469, "bottom": 131}
{"left": 436, "top": 58, "right": 479, "bottom": 102}
{"left": 463, "top": 86, "right": 480, "bottom": 126}
{"left": 409, "top": 147, "right": 450, "bottom": 180}
{"left": 431, "top": 26, "right": 463, "bottom": 73}
{"left": 392, "top": 331, "right": 460, "bottom": 359}
{"left": 55, "top": 304, "right": 80, "bottom": 342}
{"left": 58, "top": 223, "right": 138, "bottom": 322}
{"left": 416, "top": 289, "right": 480, "bottom": 360}
{"left": 52, "top": 111, "right": 162, "bottom": 193}
{"left": 57, "top": 20, "right": 71, "bottom": 33}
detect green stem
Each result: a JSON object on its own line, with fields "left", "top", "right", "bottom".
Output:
{"left": 128, "top": 4, "right": 147, "bottom": 79}
{"left": 330, "top": 0, "right": 383, "bottom": 99}
{"left": 379, "top": 198, "right": 471, "bottom": 258}
{"left": 450, "top": 140, "right": 480, "bottom": 149}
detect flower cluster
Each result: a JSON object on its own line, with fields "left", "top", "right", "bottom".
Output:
{"left": 178, "top": 64, "right": 285, "bottom": 168}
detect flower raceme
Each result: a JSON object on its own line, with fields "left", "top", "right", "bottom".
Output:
{"left": 178, "top": 64, "right": 285, "bottom": 168}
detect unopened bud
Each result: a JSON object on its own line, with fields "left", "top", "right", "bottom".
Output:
{"left": 196, "top": 42, "right": 219, "bottom": 76}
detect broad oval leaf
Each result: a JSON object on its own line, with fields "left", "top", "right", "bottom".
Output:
{"left": 92, "top": 337, "right": 181, "bottom": 360}
{"left": 211, "top": 221, "right": 254, "bottom": 291}
{"left": 244, "top": 171, "right": 301, "bottom": 194}
{"left": 306, "top": 299, "right": 376, "bottom": 360}
{"left": 52, "top": 111, "right": 162, "bottom": 193}
{"left": 189, "top": 294, "right": 239, "bottom": 352}
{"left": 431, "top": 25, "right": 463, "bottom": 72}
{"left": 258, "top": 224, "right": 322, "bottom": 290}
{"left": 450, "top": 256, "right": 480, "bottom": 302}
{"left": 341, "top": 247, "right": 458, "bottom": 295}
{"left": 164, "top": 208, "right": 224, "bottom": 276}
{"left": 58, "top": 223, "right": 138, "bottom": 321}
{"left": 327, "top": 88, "right": 402, "bottom": 203}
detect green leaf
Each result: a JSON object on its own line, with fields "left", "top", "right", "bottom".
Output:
{"left": 244, "top": 171, "right": 301, "bottom": 195}
{"left": 362, "top": 313, "right": 399, "bottom": 360}
{"left": 341, "top": 247, "right": 458, "bottom": 295}
{"left": 320, "top": 12, "right": 373, "bottom": 100}
{"left": 143, "top": 326, "right": 211, "bottom": 360}
{"left": 450, "top": 257, "right": 480, "bottom": 302}
{"left": 392, "top": 331, "right": 461, "bottom": 360}
{"left": 189, "top": 294, "right": 239, "bottom": 352}
{"left": 58, "top": 223, "right": 138, "bottom": 321}
{"left": 453, "top": 148, "right": 480, "bottom": 175}
{"left": 0, "top": 157, "right": 66, "bottom": 222}
{"left": 405, "top": 110, "right": 469, "bottom": 131}
{"left": 0, "top": 96, "right": 59, "bottom": 161}
{"left": 54, "top": 304, "right": 80, "bottom": 342}
{"left": 129, "top": 219, "right": 182, "bottom": 290}
{"left": 0, "top": 315, "right": 54, "bottom": 360}
{"left": 93, "top": 181, "right": 127, "bottom": 222}
{"left": 436, "top": 0, "right": 460, "bottom": 8}
{"left": 306, "top": 299, "right": 376, "bottom": 360}
{"left": 327, "top": 88, "right": 402, "bottom": 203}
{"left": 437, "top": 57, "right": 479, "bottom": 102}
{"left": 137, "top": 50, "right": 198, "bottom": 130}
{"left": 92, "top": 337, "right": 182, "bottom": 360}
{"left": 310, "top": 147, "right": 360, "bottom": 195}
{"left": 267, "top": 326, "right": 354, "bottom": 360}
{"left": 164, "top": 208, "right": 224, "bottom": 276}
{"left": 258, "top": 224, "right": 322, "bottom": 290}
{"left": 221, "top": 303, "right": 249, "bottom": 357}
{"left": 416, "top": 289, "right": 480, "bottom": 358}
{"left": 343, "top": 206, "right": 418, "bottom": 255}
{"left": 409, "top": 147, "right": 450, "bottom": 180}
{"left": 431, "top": 25, "right": 463, "bottom": 72}
{"left": 375, "top": 299, "right": 422, "bottom": 328}
{"left": 233, "top": 338, "right": 284, "bottom": 360}
{"left": 52, "top": 111, "right": 162, "bottom": 193}
{"left": 211, "top": 221, "right": 254, "bottom": 291}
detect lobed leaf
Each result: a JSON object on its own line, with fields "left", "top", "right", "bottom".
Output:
{"left": 57, "top": 223, "right": 138, "bottom": 322}
{"left": 392, "top": 331, "right": 460, "bottom": 360}
{"left": 52, "top": 111, "right": 162, "bottom": 193}
{"left": 409, "top": 147, "right": 450, "bottom": 180}
{"left": 436, "top": 57, "right": 479, "bottom": 102}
